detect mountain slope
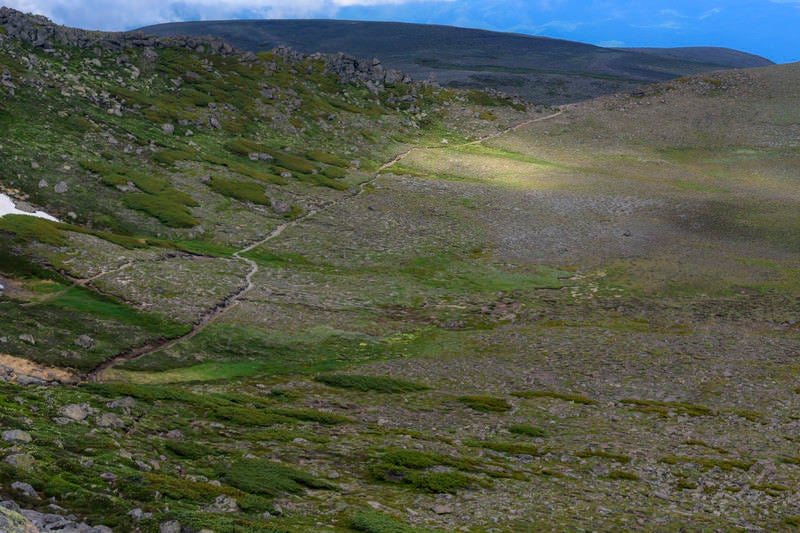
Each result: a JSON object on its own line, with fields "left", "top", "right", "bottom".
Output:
{"left": 141, "top": 19, "right": 774, "bottom": 104}
{"left": 1, "top": 8, "right": 799, "bottom": 533}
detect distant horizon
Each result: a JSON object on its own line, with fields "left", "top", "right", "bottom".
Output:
{"left": 3, "top": 1, "right": 798, "bottom": 64}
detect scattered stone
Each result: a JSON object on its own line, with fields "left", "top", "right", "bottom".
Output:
{"left": 106, "top": 396, "right": 136, "bottom": 411}
{"left": 2, "top": 430, "right": 32, "bottom": 444}
{"left": 135, "top": 460, "right": 152, "bottom": 472}
{"left": 18, "top": 334, "right": 35, "bottom": 345}
{"left": 272, "top": 200, "right": 292, "bottom": 214}
{"left": 38, "top": 180, "right": 48, "bottom": 189}
{"left": 128, "top": 508, "right": 154, "bottom": 520}
{"left": 60, "top": 403, "right": 92, "bottom": 421}
{"left": 160, "top": 519, "right": 182, "bottom": 533}
{"left": 0, "top": 505, "right": 37, "bottom": 532}
{"left": 205, "top": 494, "right": 239, "bottom": 513}
{"left": 11, "top": 482, "right": 37, "bottom": 498}
{"left": 161, "top": 123, "right": 174, "bottom": 135}
{"left": 164, "top": 429, "right": 183, "bottom": 439}
{"left": 74, "top": 334, "right": 94, "bottom": 349}
{"left": 53, "top": 181, "right": 68, "bottom": 193}
{"left": 99, "top": 472, "right": 117, "bottom": 482}
{"left": 433, "top": 504, "right": 453, "bottom": 515}
{"left": 4, "top": 453, "right": 35, "bottom": 470}
{"left": 95, "top": 412, "right": 125, "bottom": 428}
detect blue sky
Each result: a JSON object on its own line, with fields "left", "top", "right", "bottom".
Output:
{"left": 4, "top": 0, "right": 799, "bottom": 63}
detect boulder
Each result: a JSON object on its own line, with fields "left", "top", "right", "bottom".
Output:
{"left": 2, "top": 430, "right": 32, "bottom": 444}
{"left": 60, "top": 403, "right": 93, "bottom": 421}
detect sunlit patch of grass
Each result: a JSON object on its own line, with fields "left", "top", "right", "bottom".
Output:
{"left": 103, "top": 361, "right": 270, "bottom": 384}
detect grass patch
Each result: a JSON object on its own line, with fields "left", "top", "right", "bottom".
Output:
{"left": 350, "top": 510, "right": 433, "bottom": 533}
{"left": 48, "top": 286, "right": 189, "bottom": 337}
{"left": 122, "top": 192, "right": 198, "bottom": 228}
{"left": 315, "top": 374, "right": 428, "bottom": 393}
{"left": 608, "top": 470, "right": 640, "bottom": 481}
{"left": 0, "top": 214, "right": 66, "bottom": 245}
{"left": 621, "top": 398, "right": 715, "bottom": 417}
{"left": 512, "top": 390, "right": 598, "bottom": 405}
{"left": 464, "top": 439, "right": 543, "bottom": 457}
{"left": 508, "top": 424, "right": 547, "bottom": 438}
{"left": 660, "top": 455, "right": 753, "bottom": 471}
{"left": 207, "top": 177, "right": 271, "bottom": 205}
{"left": 221, "top": 458, "right": 334, "bottom": 496}
{"left": 457, "top": 395, "right": 512, "bottom": 412}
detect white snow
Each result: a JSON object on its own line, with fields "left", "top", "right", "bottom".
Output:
{"left": 0, "top": 193, "right": 59, "bottom": 222}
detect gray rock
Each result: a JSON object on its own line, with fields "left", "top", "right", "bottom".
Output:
{"left": 95, "top": 412, "right": 125, "bottom": 428}
{"left": 54, "top": 181, "right": 68, "bottom": 193}
{"left": 164, "top": 429, "right": 183, "bottom": 439}
{"left": 106, "top": 396, "right": 136, "bottom": 410}
{"left": 4, "top": 453, "right": 35, "bottom": 470}
{"left": 74, "top": 335, "right": 94, "bottom": 349}
{"left": 38, "top": 179, "right": 48, "bottom": 187}
{"left": 160, "top": 519, "right": 182, "bottom": 533}
{"left": 0, "top": 505, "right": 38, "bottom": 532}
{"left": 11, "top": 481, "right": 38, "bottom": 498}
{"left": 60, "top": 403, "right": 93, "bottom": 421}
{"left": 2, "top": 430, "right": 32, "bottom": 444}
{"left": 18, "top": 334, "right": 35, "bottom": 345}
{"left": 161, "top": 123, "right": 175, "bottom": 135}
{"left": 205, "top": 494, "right": 239, "bottom": 513}
{"left": 432, "top": 504, "right": 453, "bottom": 514}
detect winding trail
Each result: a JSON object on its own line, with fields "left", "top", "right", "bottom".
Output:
{"left": 85, "top": 107, "right": 565, "bottom": 383}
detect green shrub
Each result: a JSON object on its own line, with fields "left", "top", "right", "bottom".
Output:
{"left": 222, "top": 459, "right": 333, "bottom": 496}
{"left": 408, "top": 470, "right": 472, "bottom": 493}
{"left": 307, "top": 150, "right": 349, "bottom": 167}
{"left": 122, "top": 193, "right": 198, "bottom": 228}
{"left": 321, "top": 165, "right": 347, "bottom": 179}
{"left": 212, "top": 405, "right": 292, "bottom": 427}
{"left": 350, "top": 510, "right": 422, "bottom": 533}
{"left": 151, "top": 148, "right": 197, "bottom": 166}
{"left": 457, "top": 395, "right": 512, "bottom": 412}
{"left": 268, "top": 408, "right": 351, "bottom": 425}
{"left": 162, "top": 439, "right": 218, "bottom": 459}
{"left": 0, "top": 215, "right": 66, "bottom": 245}
{"left": 621, "top": 398, "right": 714, "bottom": 417}
{"left": 508, "top": 424, "right": 546, "bottom": 438}
{"left": 512, "top": 390, "right": 598, "bottom": 405}
{"left": 381, "top": 449, "right": 439, "bottom": 469}
{"left": 608, "top": 470, "right": 640, "bottom": 481}
{"left": 207, "top": 177, "right": 271, "bottom": 205}
{"left": 464, "top": 440, "right": 542, "bottom": 456}
{"left": 315, "top": 374, "right": 428, "bottom": 393}
{"left": 576, "top": 450, "right": 631, "bottom": 464}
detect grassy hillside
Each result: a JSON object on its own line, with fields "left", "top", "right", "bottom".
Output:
{"left": 1, "top": 8, "right": 799, "bottom": 532}
{"left": 140, "top": 19, "right": 774, "bottom": 104}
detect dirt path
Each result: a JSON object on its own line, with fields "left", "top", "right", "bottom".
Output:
{"left": 83, "top": 107, "right": 565, "bottom": 382}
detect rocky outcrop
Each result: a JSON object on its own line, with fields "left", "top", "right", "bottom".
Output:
{"left": 322, "top": 51, "right": 412, "bottom": 91}
{"left": 0, "top": 7, "right": 237, "bottom": 56}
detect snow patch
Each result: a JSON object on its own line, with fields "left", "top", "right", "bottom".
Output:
{"left": 0, "top": 193, "right": 59, "bottom": 222}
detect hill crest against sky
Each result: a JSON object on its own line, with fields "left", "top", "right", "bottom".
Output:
{"left": 141, "top": 18, "right": 774, "bottom": 104}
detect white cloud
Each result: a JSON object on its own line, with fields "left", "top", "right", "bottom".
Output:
{"left": 2, "top": 0, "right": 452, "bottom": 30}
